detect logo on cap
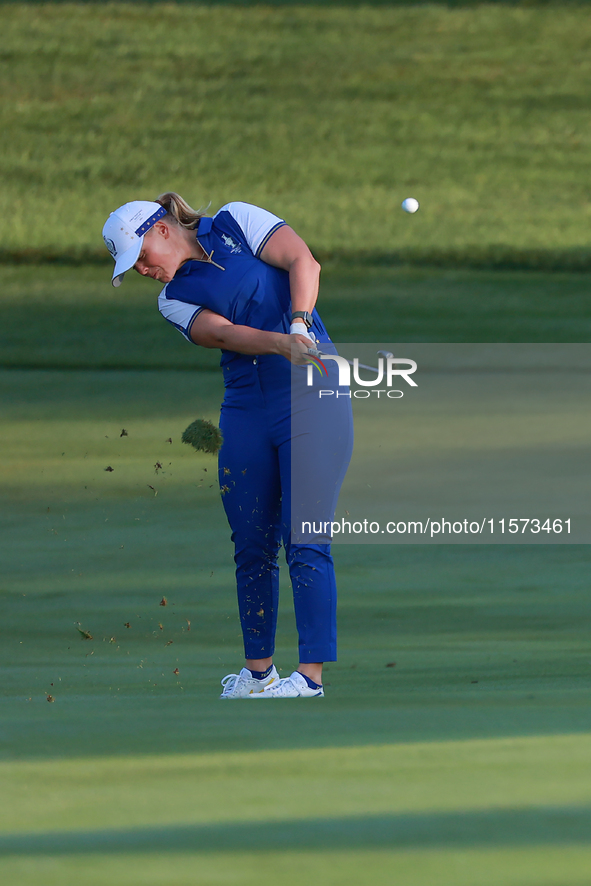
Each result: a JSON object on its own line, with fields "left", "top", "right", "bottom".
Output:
{"left": 104, "top": 236, "right": 117, "bottom": 258}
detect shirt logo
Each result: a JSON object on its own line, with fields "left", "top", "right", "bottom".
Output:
{"left": 221, "top": 234, "right": 242, "bottom": 254}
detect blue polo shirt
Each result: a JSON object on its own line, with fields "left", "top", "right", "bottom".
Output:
{"left": 158, "top": 202, "right": 329, "bottom": 370}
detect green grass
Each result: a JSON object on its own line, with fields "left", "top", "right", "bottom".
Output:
{"left": 2, "top": 738, "right": 591, "bottom": 886}
{"left": 2, "top": 262, "right": 591, "bottom": 373}
{"left": 3, "top": 2, "right": 591, "bottom": 266}
{"left": 4, "top": 4, "right": 591, "bottom": 882}
{"left": 2, "top": 368, "right": 591, "bottom": 884}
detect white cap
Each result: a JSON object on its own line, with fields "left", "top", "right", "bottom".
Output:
{"left": 102, "top": 201, "right": 167, "bottom": 287}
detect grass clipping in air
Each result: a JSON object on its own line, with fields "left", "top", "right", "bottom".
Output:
{"left": 182, "top": 419, "right": 223, "bottom": 455}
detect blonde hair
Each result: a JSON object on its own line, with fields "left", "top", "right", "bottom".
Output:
{"left": 155, "top": 192, "right": 207, "bottom": 229}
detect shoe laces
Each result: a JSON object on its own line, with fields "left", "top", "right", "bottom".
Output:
{"left": 264, "top": 674, "right": 300, "bottom": 696}
{"left": 220, "top": 673, "right": 241, "bottom": 696}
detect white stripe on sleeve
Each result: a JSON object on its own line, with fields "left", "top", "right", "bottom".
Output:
{"left": 158, "top": 289, "right": 203, "bottom": 342}
{"left": 216, "top": 202, "right": 285, "bottom": 257}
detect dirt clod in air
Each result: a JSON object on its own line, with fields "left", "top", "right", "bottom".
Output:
{"left": 182, "top": 419, "right": 223, "bottom": 454}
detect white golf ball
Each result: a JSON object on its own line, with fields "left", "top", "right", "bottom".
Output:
{"left": 402, "top": 197, "right": 419, "bottom": 214}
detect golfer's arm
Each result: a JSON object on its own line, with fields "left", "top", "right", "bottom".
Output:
{"left": 259, "top": 225, "right": 321, "bottom": 317}
{"left": 189, "top": 310, "right": 284, "bottom": 354}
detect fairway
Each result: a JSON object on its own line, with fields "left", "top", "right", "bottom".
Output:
{"left": 2, "top": 738, "right": 591, "bottom": 886}
{"left": 2, "top": 368, "right": 591, "bottom": 885}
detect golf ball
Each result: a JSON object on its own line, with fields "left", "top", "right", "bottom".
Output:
{"left": 402, "top": 197, "right": 419, "bottom": 214}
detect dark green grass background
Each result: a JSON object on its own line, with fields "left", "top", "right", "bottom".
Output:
{"left": 2, "top": 3, "right": 591, "bottom": 885}
{"left": 3, "top": 0, "right": 591, "bottom": 268}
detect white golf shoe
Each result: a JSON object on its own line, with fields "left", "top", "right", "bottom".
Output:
{"left": 219, "top": 665, "right": 279, "bottom": 699}
{"left": 249, "top": 670, "right": 324, "bottom": 698}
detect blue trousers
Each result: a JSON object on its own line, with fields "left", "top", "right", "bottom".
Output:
{"left": 217, "top": 354, "right": 353, "bottom": 663}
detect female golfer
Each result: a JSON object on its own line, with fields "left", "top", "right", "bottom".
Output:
{"left": 102, "top": 194, "right": 353, "bottom": 697}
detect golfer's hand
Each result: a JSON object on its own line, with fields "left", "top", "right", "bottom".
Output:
{"left": 281, "top": 333, "right": 317, "bottom": 365}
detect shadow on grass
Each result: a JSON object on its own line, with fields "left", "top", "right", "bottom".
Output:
{"left": 1, "top": 0, "right": 578, "bottom": 8}
{"left": 1, "top": 805, "right": 590, "bottom": 856}
{"left": 3, "top": 245, "right": 591, "bottom": 273}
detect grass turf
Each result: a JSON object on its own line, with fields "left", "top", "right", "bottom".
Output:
{"left": 2, "top": 262, "right": 591, "bottom": 374}
{"left": 2, "top": 2, "right": 591, "bottom": 267}
{"left": 2, "top": 368, "right": 591, "bottom": 884}
{"left": 2, "top": 739, "right": 591, "bottom": 886}
{"left": 3, "top": 3, "right": 591, "bottom": 881}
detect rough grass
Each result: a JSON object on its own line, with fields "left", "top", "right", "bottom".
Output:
{"left": 2, "top": 2, "right": 591, "bottom": 267}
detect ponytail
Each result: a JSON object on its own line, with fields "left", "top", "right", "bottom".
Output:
{"left": 155, "top": 192, "right": 206, "bottom": 229}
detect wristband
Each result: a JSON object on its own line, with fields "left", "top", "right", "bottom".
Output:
{"left": 290, "top": 311, "right": 313, "bottom": 329}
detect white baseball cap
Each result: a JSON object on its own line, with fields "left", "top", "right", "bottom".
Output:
{"left": 102, "top": 201, "right": 167, "bottom": 287}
